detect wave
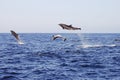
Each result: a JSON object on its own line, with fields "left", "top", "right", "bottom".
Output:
{"left": 0, "top": 76, "right": 21, "bottom": 80}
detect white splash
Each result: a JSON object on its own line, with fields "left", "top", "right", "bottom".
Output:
{"left": 75, "top": 33, "right": 117, "bottom": 49}
{"left": 18, "top": 40, "right": 24, "bottom": 44}
{"left": 76, "top": 32, "right": 86, "bottom": 45}
{"left": 77, "top": 44, "right": 117, "bottom": 48}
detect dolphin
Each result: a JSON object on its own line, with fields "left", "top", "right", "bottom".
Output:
{"left": 10, "top": 30, "right": 24, "bottom": 44}
{"left": 52, "top": 34, "right": 66, "bottom": 41}
{"left": 59, "top": 23, "right": 81, "bottom": 30}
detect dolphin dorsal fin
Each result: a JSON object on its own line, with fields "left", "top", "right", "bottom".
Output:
{"left": 69, "top": 24, "right": 72, "bottom": 27}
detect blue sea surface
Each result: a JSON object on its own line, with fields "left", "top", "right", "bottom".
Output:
{"left": 0, "top": 33, "right": 120, "bottom": 80}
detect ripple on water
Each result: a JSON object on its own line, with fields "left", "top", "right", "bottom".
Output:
{"left": 0, "top": 76, "right": 21, "bottom": 80}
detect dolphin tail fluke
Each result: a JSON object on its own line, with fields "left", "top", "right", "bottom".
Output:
{"left": 63, "top": 38, "right": 67, "bottom": 41}
{"left": 78, "top": 28, "right": 81, "bottom": 30}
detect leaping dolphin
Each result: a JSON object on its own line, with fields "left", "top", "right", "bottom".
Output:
{"left": 59, "top": 23, "right": 81, "bottom": 30}
{"left": 10, "top": 30, "right": 24, "bottom": 44}
{"left": 52, "top": 34, "right": 66, "bottom": 41}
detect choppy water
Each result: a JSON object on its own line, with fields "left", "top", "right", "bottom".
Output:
{"left": 0, "top": 33, "right": 120, "bottom": 80}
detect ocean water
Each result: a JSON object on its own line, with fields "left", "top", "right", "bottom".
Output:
{"left": 0, "top": 33, "right": 120, "bottom": 80}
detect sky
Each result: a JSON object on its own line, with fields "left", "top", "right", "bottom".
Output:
{"left": 0, "top": 0, "right": 120, "bottom": 33}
